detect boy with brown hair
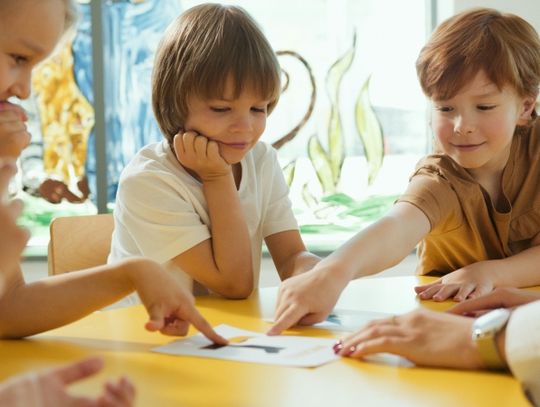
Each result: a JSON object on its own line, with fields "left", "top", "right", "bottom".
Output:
{"left": 109, "top": 4, "right": 319, "bottom": 301}
{"left": 269, "top": 7, "right": 540, "bottom": 334}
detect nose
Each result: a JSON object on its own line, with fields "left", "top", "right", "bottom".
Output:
{"left": 9, "top": 71, "right": 32, "bottom": 100}
{"left": 454, "top": 114, "right": 475, "bottom": 136}
{"left": 230, "top": 112, "right": 253, "bottom": 133}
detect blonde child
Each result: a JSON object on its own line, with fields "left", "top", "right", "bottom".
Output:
{"left": 0, "top": 1, "right": 225, "bottom": 404}
{"left": 108, "top": 4, "right": 319, "bottom": 301}
{"left": 269, "top": 8, "right": 540, "bottom": 334}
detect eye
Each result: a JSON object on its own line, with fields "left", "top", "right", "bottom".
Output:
{"left": 435, "top": 105, "right": 453, "bottom": 113}
{"left": 251, "top": 106, "right": 267, "bottom": 113}
{"left": 210, "top": 107, "right": 230, "bottom": 113}
{"left": 11, "top": 54, "right": 28, "bottom": 65}
{"left": 477, "top": 105, "right": 496, "bottom": 111}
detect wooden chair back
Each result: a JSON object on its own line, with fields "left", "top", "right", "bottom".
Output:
{"left": 48, "top": 214, "right": 114, "bottom": 275}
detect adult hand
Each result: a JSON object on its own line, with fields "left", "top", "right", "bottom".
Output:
{"left": 449, "top": 287, "right": 540, "bottom": 316}
{"left": 173, "top": 131, "right": 230, "bottom": 182}
{"left": 129, "top": 259, "right": 227, "bottom": 344}
{"left": 0, "top": 101, "right": 30, "bottom": 159}
{"left": 0, "top": 357, "right": 135, "bottom": 407}
{"left": 415, "top": 261, "right": 496, "bottom": 302}
{"left": 267, "top": 266, "right": 348, "bottom": 335}
{"left": 335, "top": 309, "right": 483, "bottom": 369}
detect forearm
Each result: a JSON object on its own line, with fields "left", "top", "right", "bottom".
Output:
{"left": 0, "top": 258, "right": 145, "bottom": 338}
{"left": 319, "top": 214, "right": 420, "bottom": 284}
{"left": 280, "top": 251, "right": 321, "bottom": 280}
{"left": 203, "top": 174, "right": 253, "bottom": 290}
{"left": 491, "top": 245, "right": 540, "bottom": 288}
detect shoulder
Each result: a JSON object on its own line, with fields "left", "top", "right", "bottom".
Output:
{"left": 517, "top": 118, "right": 540, "bottom": 158}
{"left": 412, "top": 154, "right": 470, "bottom": 182}
{"left": 118, "top": 141, "right": 197, "bottom": 196}
{"left": 121, "top": 141, "right": 171, "bottom": 176}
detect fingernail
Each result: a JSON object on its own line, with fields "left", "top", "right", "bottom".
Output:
{"left": 333, "top": 342, "right": 343, "bottom": 354}
{"left": 349, "top": 345, "right": 356, "bottom": 354}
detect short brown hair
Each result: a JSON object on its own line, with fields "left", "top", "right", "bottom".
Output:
{"left": 152, "top": 3, "right": 281, "bottom": 145}
{"left": 416, "top": 8, "right": 540, "bottom": 101}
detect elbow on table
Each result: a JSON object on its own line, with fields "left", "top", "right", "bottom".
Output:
{"left": 216, "top": 278, "right": 254, "bottom": 299}
{"left": 0, "top": 324, "right": 26, "bottom": 340}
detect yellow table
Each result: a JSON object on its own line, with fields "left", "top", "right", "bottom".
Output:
{"left": 0, "top": 276, "right": 531, "bottom": 407}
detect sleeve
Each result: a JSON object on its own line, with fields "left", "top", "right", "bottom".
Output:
{"left": 505, "top": 300, "right": 540, "bottom": 407}
{"left": 261, "top": 147, "right": 299, "bottom": 238}
{"left": 396, "top": 164, "right": 462, "bottom": 233}
{"left": 114, "top": 171, "right": 211, "bottom": 264}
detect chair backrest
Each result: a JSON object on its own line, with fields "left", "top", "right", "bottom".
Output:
{"left": 48, "top": 214, "right": 114, "bottom": 275}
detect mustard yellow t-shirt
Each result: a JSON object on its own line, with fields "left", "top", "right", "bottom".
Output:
{"left": 398, "top": 119, "right": 540, "bottom": 275}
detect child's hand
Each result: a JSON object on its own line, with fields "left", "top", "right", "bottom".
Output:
{"left": 415, "top": 261, "right": 496, "bottom": 302}
{"left": 0, "top": 101, "right": 30, "bottom": 159}
{"left": 173, "top": 131, "right": 230, "bottom": 182}
{"left": 0, "top": 357, "right": 136, "bottom": 407}
{"left": 448, "top": 287, "right": 540, "bottom": 316}
{"left": 267, "top": 266, "right": 348, "bottom": 335}
{"left": 128, "top": 259, "right": 227, "bottom": 344}
{"left": 335, "top": 309, "right": 483, "bottom": 369}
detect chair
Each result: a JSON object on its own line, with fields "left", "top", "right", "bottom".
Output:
{"left": 48, "top": 213, "right": 114, "bottom": 275}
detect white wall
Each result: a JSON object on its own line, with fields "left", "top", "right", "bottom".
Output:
{"left": 437, "top": 0, "right": 540, "bottom": 33}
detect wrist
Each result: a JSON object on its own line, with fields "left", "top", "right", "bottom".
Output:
{"left": 116, "top": 257, "right": 157, "bottom": 291}
{"left": 495, "top": 326, "right": 507, "bottom": 364}
{"left": 200, "top": 168, "right": 232, "bottom": 184}
{"left": 471, "top": 308, "right": 510, "bottom": 370}
{"left": 314, "top": 259, "right": 352, "bottom": 291}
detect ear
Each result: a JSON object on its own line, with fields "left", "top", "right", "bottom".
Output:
{"left": 518, "top": 93, "right": 538, "bottom": 124}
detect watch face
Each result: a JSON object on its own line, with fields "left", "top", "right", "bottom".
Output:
{"left": 472, "top": 308, "right": 511, "bottom": 338}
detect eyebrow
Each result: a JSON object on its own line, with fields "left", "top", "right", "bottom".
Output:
{"left": 474, "top": 90, "right": 500, "bottom": 98}
{"left": 212, "top": 97, "right": 270, "bottom": 104}
{"left": 19, "top": 38, "right": 45, "bottom": 55}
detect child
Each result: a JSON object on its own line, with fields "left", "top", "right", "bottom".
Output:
{"left": 269, "top": 7, "right": 540, "bottom": 335}
{"left": 0, "top": 1, "right": 225, "bottom": 405}
{"left": 0, "top": 0, "right": 225, "bottom": 342}
{"left": 108, "top": 4, "right": 319, "bottom": 301}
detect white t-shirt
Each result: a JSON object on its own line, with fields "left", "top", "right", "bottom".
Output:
{"left": 108, "top": 140, "right": 298, "bottom": 302}
{"left": 506, "top": 300, "right": 540, "bottom": 406}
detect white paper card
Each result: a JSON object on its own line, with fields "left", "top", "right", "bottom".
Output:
{"left": 264, "top": 309, "right": 393, "bottom": 332}
{"left": 152, "top": 324, "right": 339, "bottom": 368}
{"left": 313, "top": 309, "right": 393, "bottom": 332}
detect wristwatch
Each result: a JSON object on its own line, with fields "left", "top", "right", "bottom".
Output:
{"left": 471, "top": 308, "right": 511, "bottom": 369}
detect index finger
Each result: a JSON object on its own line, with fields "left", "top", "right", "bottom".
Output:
{"left": 414, "top": 279, "right": 441, "bottom": 294}
{"left": 184, "top": 306, "right": 228, "bottom": 345}
{"left": 267, "top": 305, "right": 305, "bottom": 336}
{"left": 447, "top": 292, "right": 501, "bottom": 315}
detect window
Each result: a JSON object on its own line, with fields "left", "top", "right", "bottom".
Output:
{"left": 19, "top": 0, "right": 431, "bottom": 255}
